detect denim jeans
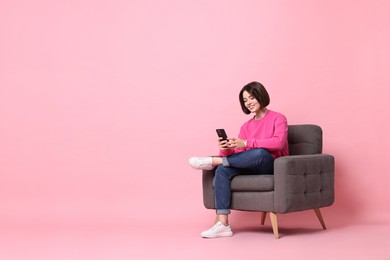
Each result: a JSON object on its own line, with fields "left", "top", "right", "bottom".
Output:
{"left": 214, "top": 148, "right": 274, "bottom": 215}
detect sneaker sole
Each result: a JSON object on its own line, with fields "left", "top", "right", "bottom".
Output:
{"left": 191, "top": 166, "right": 215, "bottom": 170}
{"left": 201, "top": 231, "right": 233, "bottom": 238}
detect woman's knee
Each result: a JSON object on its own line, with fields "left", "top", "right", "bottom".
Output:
{"left": 215, "top": 165, "right": 227, "bottom": 177}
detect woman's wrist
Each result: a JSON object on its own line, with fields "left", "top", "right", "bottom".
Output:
{"left": 243, "top": 140, "right": 247, "bottom": 148}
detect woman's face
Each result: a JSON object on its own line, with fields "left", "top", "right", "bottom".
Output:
{"left": 242, "top": 91, "right": 261, "bottom": 113}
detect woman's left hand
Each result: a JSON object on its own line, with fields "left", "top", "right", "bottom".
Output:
{"left": 226, "top": 137, "right": 246, "bottom": 149}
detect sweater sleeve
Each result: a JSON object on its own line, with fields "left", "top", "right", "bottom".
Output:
{"left": 246, "top": 114, "right": 288, "bottom": 151}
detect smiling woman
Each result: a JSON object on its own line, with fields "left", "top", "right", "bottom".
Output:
{"left": 189, "top": 81, "right": 289, "bottom": 238}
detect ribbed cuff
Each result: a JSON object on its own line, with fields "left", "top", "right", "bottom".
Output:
{"left": 216, "top": 209, "right": 231, "bottom": 215}
{"left": 222, "top": 157, "right": 230, "bottom": 167}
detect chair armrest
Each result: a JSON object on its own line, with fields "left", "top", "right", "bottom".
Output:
{"left": 273, "top": 154, "right": 335, "bottom": 213}
{"left": 202, "top": 169, "right": 216, "bottom": 209}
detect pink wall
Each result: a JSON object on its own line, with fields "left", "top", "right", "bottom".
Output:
{"left": 1, "top": 0, "right": 389, "bottom": 226}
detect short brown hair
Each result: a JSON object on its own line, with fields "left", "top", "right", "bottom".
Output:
{"left": 239, "top": 82, "right": 270, "bottom": 114}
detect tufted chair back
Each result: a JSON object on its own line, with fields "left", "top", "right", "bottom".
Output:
{"left": 288, "top": 124, "right": 322, "bottom": 155}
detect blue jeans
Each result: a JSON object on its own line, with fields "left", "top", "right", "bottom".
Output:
{"left": 214, "top": 148, "right": 274, "bottom": 215}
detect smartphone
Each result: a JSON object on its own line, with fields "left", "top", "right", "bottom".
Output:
{"left": 216, "top": 129, "right": 228, "bottom": 141}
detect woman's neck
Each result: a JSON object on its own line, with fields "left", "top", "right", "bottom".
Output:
{"left": 254, "top": 108, "right": 268, "bottom": 120}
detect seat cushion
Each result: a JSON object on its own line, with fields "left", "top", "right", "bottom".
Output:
{"left": 214, "top": 175, "right": 274, "bottom": 191}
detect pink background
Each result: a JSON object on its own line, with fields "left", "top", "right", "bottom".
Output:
{"left": 1, "top": 0, "right": 389, "bottom": 259}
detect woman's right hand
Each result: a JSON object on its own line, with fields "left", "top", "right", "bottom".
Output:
{"left": 218, "top": 138, "right": 231, "bottom": 151}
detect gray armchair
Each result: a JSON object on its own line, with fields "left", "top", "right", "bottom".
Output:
{"left": 202, "top": 124, "right": 335, "bottom": 238}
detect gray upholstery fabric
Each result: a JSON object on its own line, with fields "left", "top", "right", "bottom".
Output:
{"left": 288, "top": 124, "right": 322, "bottom": 155}
{"left": 231, "top": 175, "right": 274, "bottom": 191}
{"left": 202, "top": 124, "right": 335, "bottom": 214}
{"left": 274, "top": 154, "right": 334, "bottom": 213}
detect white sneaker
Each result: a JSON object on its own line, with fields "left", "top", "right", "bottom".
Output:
{"left": 201, "top": 221, "right": 233, "bottom": 238}
{"left": 189, "top": 157, "right": 214, "bottom": 170}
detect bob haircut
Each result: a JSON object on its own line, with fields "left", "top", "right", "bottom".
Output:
{"left": 239, "top": 81, "right": 270, "bottom": 114}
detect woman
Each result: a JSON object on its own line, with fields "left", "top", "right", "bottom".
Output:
{"left": 189, "top": 81, "right": 289, "bottom": 238}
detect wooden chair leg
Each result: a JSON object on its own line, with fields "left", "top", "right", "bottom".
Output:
{"left": 269, "top": 212, "right": 279, "bottom": 239}
{"left": 314, "top": 208, "right": 327, "bottom": 230}
{"left": 261, "top": 212, "right": 267, "bottom": 225}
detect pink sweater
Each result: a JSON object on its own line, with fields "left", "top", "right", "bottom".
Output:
{"left": 219, "top": 110, "right": 289, "bottom": 159}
